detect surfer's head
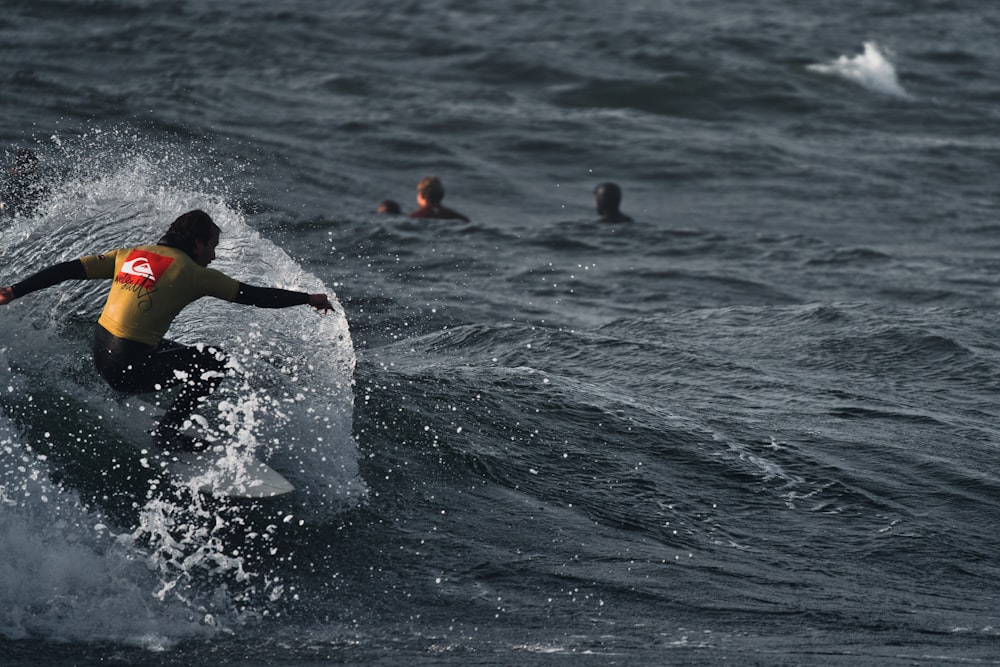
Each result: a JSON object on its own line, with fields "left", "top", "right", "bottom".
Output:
{"left": 162, "top": 209, "right": 222, "bottom": 266}
{"left": 416, "top": 176, "right": 445, "bottom": 206}
{"left": 594, "top": 182, "right": 623, "bottom": 215}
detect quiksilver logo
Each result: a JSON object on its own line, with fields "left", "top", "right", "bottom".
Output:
{"left": 115, "top": 250, "right": 174, "bottom": 312}
{"left": 121, "top": 257, "right": 157, "bottom": 282}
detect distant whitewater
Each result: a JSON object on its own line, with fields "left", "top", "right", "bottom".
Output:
{"left": 808, "top": 41, "right": 910, "bottom": 98}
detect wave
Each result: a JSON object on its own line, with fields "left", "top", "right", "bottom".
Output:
{"left": 0, "top": 129, "right": 362, "bottom": 643}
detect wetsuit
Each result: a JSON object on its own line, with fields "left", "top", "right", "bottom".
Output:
{"left": 408, "top": 204, "right": 470, "bottom": 222}
{"left": 597, "top": 211, "right": 633, "bottom": 223}
{"left": 10, "top": 234, "right": 310, "bottom": 436}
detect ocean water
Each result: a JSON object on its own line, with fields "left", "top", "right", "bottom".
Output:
{"left": 2, "top": 1, "right": 1000, "bottom": 664}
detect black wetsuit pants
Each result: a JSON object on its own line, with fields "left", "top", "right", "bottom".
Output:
{"left": 92, "top": 324, "right": 228, "bottom": 431}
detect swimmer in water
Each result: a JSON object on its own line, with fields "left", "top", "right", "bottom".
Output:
{"left": 594, "top": 182, "right": 633, "bottom": 223}
{"left": 408, "top": 176, "right": 470, "bottom": 221}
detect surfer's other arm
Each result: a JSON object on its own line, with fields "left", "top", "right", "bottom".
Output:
{"left": 0, "top": 259, "right": 87, "bottom": 304}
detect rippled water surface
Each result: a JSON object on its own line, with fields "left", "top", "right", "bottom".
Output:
{"left": 3, "top": 1, "right": 1000, "bottom": 665}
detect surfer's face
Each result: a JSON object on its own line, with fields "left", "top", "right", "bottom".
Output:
{"left": 192, "top": 231, "right": 220, "bottom": 267}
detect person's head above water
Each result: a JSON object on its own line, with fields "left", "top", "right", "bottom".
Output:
{"left": 161, "top": 209, "right": 222, "bottom": 267}
{"left": 408, "top": 175, "right": 470, "bottom": 221}
{"left": 594, "top": 182, "right": 633, "bottom": 223}
{"left": 416, "top": 176, "right": 446, "bottom": 206}
{"left": 595, "top": 182, "right": 623, "bottom": 213}
{"left": 377, "top": 199, "right": 401, "bottom": 214}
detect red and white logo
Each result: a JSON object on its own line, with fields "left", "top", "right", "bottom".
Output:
{"left": 116, "top": 250, "right": 174, "bottom": 287}
{"left": 121, "top": 257, "right": 157, "bottom": 281}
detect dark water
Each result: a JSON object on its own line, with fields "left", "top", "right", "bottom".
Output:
{"left": 3, "top": 1, "right": 1000, "bottom": 665}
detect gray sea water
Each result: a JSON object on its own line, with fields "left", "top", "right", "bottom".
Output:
{"left": 3, "top": 1, "right": 1000, "bottom": 664}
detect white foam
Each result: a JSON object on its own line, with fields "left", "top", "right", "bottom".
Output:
{"left": 808, "top": 42, "right": 910, "bottom": 99}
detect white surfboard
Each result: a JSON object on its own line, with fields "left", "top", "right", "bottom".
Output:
{"left": 131, "top": 403, "right": 295, "bottom": 498}
{"left": 163, "top": 451, "right": 295, "bottom": 498}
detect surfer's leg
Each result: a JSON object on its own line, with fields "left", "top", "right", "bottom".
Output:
{"left": 92, "top": 324, "right": 156, "bottom": 393}
{"left": 92, "top": 326, "right": 230, "bottom": 448}
{"left": 153, "top": 341, "right": 229, "bottom": 434}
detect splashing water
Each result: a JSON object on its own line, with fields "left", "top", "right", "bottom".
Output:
{"left": 808, "top": 41, "right": 910, "bottom": 99}
{"left": 0, "top": 126, "right": 364, "bottom": 643}
{"left": 0, "top": 407, "right": 217, "bottom": 647}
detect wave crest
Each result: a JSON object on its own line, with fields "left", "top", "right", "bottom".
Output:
{"left": 808, "top": 42, "right": 910, "bottom": 99}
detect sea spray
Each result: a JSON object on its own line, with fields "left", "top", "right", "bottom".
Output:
{"left": 808, "top": 41, "right": 910, "bottom": 98}
{"left": 0, "top": 411, "right": 213, "bottom": 646}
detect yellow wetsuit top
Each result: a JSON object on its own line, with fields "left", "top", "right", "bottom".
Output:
{"left": 79, "top": 245, "right": 240, "bottom": 347}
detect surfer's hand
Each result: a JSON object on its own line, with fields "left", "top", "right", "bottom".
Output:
{"left": 0, "top": 287, "right": 14, "bottom": 305}
{"left": 308, "top": 293, "right": 334, "bottom": 313}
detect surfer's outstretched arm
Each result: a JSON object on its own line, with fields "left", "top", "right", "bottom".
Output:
{"left": 0, "top": 259, "right": 87, "bottom": 305}
{"left": 234, "top": 283, "right": 335, "bottom": 313}
{"left": 307, "top": 293, "right": 335, "bottom": 312}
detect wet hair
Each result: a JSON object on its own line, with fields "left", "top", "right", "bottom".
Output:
{"left": 158, "top": 209, "right": 220, "bottom": 257}
{"left": 594, "top": 182, "right": 623, "bottom": 213}
{"left": 166, "top": 209, "right": 220, "bottom": 244}
{"left": 377, "top": 199, "right": 401, "bottom": 214}
{"left": 416, "top": 176, "right": 445, "bottom": 205}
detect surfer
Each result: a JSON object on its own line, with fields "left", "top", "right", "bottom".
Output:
{"left": 0, "top": 209, "right": 335, "bottom": 450}
{"left": 594, "top": 182, "right": 633, "bottom": 223}
{"left": 408, "top": 176, "right": 470, "bottom": 221}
